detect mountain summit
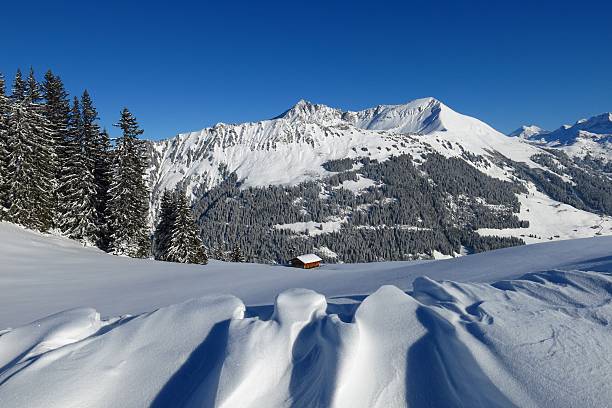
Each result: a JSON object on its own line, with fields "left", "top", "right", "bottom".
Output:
{"left": 275, "top": 97, "right": 498, "bottom": 136}
{"left": 508, "top": 125, "right": 549, "bottom": 139}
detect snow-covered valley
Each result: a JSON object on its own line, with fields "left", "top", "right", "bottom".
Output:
{"left": 1, "top": 222, "right": 611, "bottom": 407}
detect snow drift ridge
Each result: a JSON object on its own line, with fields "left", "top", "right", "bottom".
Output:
{"left": 1, "top": 269, "right": 611, "bottom": 408}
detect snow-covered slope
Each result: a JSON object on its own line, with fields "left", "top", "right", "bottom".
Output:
{"left": 2, "top": 221, "right": 612, "bottom": 328}
{"left": 148, "top": 97, "right": 541, "bottom": 196}
{"left": 1, "top": 223, "right": 611, "bottom": 407}
{"left": 542, "top": 113, "right": 612, "bottom": 145}
{"left": 514, "top": 113, "right": 612, "bottom": 160}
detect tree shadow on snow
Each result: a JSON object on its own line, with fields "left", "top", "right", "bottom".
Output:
{"left": 150, "top": 319, "right": 231, "bottom": 408}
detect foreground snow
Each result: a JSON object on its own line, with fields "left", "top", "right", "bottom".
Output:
{"left": 1, "top": 270, "right": 611, "bottom": 407}
{"left": 1, "top": 222, "right": 612, "bottom": 407}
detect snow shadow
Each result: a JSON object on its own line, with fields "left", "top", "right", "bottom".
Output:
{"left": 574, "top": 255, "right": 612, "bottom": 273}
{"left": 244, "top": 304, "right": 275, "bottom": 320}
{"left": 289, "top": 317, "right": 340, "bottom": 407}
{"left": 406, "top": 306, "right": 515, "bottom": 408}
{"left": 150, "top": 319, "right": 231, "bottom": 408}
{"left": 327, "top": 295, "right": 367, "bottom": 322}
{"left": 0, "top": 314, "right": 137, "bottom": 386}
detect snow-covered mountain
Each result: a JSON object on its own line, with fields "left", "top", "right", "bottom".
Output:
{"left": 544, "top": 113, "right": 612, "bottom": 145}
{"left": 149, "top": 97, "right": 536, "bottom": 193}
{"left": 508, "top": 124, "right": 549, "bottom": 139}
{"left": 511, "top": 113, "right": 612, "bottom": 160}
{"left": 147, "top": 98, "right": 612, "bottom": 262}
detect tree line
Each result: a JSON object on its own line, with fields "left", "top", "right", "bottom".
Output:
{"left": 0, "top": 68, "right": 205, "bottom": 264}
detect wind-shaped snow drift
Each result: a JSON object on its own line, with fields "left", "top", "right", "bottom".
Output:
{"left": 1, "top": 270, "right": 611, "bottom": 408}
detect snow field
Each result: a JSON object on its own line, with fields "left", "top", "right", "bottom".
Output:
{"left": 1, "top": 269, "right": 611, "bottom": 407}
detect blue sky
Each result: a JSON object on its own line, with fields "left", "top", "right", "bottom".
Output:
{"left": 1, "top": 0, "right": 610, "bottom": 139}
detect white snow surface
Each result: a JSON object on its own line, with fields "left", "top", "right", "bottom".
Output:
{"left": 1, "top": 222, "right": 612, "bottom": 407}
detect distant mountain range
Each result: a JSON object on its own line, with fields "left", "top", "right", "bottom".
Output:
{"left": 509, "top": 112, "right": 612, "bottom": 159}
{"left": 146, "top": 98, "right": 612, "bottom": 263}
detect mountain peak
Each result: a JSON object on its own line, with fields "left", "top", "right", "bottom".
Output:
{"left": 274, "top": 99, "right": 343, "bottom": 124}
{"left": 268, "top": 96, "right": 503, "bottom": 137}
{"left": 509, "top": 125, "right": 548, "bottom": 139}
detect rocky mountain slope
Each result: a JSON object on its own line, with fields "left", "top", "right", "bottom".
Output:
{"left": 147, "top": 98, "right": 612, "bottom": 263}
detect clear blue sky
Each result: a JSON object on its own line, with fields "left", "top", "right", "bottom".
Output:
{"left": 1, "top": 0, "right": 610, "bottom": 139}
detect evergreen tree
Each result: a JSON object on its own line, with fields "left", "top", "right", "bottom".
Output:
{"left": 11, "top": 69, "right": 25, "bottom": 102}
{"left": 165, "top": 192, "right": 207, "bottom": 264}
{"left": 153, "top": 189, "right": 177, "bottom": 260}
{"left": 6, "top": 69, "right": 55, "bottom": 230}
{"left": 211, "top": 241, "right": 227, "bottom": 261}
{"left": 42, "top": 70, "right": 70, "bottom": 226}
{"left": 230, "top": 244, "right": 245, "bottom": 263}
{"left": 0, "top": 74, "right": 9, "bottom": 219}
{"left": 57, "top": 96, "right": 98, "bottom": 242}
{"left": 94, "top": 128, "right": 113, "bottom": 250}
{"left": 107, "top": 108, "right": 150, "bottom": 257}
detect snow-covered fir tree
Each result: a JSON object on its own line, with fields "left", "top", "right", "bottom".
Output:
{"left": 230, "top": 244, "right": 245, "bottom": 263}
{"left": 0, "top": 74, "right": 9, "bottom": 219}
{"left": 41, "top": 70, "right": 70, "bottom": 226}
{"left": 57, "top": 96, "right": 98, "bottom": 243}
{"left": 211, "top": 241, "right": 227, "bottom": 261}
{"left": 107, "top": 108, "right": 150, "bottom": 257}
{"left": 6, "top": 69, "right": 55, "bottom": 230}
{"left": 0, "top": 68, "right": 153, "bottom": 260}
{"left": 93, "top": 128, "right": 113, "bottom": 250}
{"left": 164, "top": 191, "right": 207, "bottom": 264}
{"left": 153, "top": 189, "right": 177, "bottom": 260}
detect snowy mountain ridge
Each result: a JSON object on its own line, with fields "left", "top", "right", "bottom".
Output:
{"left": 148, "top": 96, "right": 535, "bottom": 195}
{"left": 510, "top": 112, "right": 612, "bottom": 160}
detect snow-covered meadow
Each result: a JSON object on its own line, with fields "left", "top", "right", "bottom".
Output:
{"left": 1, "top": 222, "right": 612, "bottom": 407}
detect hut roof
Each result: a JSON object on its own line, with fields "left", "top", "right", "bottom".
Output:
{"left": 293, "top": 254, "right": 322, "bottom": 264}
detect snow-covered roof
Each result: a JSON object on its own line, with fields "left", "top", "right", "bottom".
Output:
{"left": 293, "top": 254, "right": 322, "bottom": 264}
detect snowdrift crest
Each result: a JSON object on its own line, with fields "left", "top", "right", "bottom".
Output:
{"left": 1, "top": 269, "right": 611, "bottom": 407}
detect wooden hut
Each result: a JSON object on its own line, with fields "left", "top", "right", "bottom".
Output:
{"left": 290, "top": 254, "right": 322, "bottom": 269}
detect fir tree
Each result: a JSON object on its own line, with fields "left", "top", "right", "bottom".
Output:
{"left": 42, "top": 70, "right": 70, "bottom": 224}
{"left": 165, "top": 192, "right": 207, "bottom": 264}
{"left": 230, "top": 244, "right": 245, "bottom": 263}
{"left": 42, "top": 70, "right": 70, "bottom": 226}
{"left": 11, "top": 69, "right": 25, "bottom": 102}
{"left": 76, "top": 90, "right": 101, "bottom": 243}
{"left": 107, "top": 108, "right": 150, "bottom": 257}
{"left": 58, "top": 95, "right": 99, "bottom": 242}
{"left": 0, "top": 74, "right": 9, "bottom": 219}
{"left": 153, "top": 189, "right": 177, "bottom": 260}
{"left": 211, "top": 241, "right": 227, "bottom": 261}
{"left": 94, "top": 128, "right": 113, "bottom": 250}
{"left": 6, "top": 69, "right": 55, "bottom": 230}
